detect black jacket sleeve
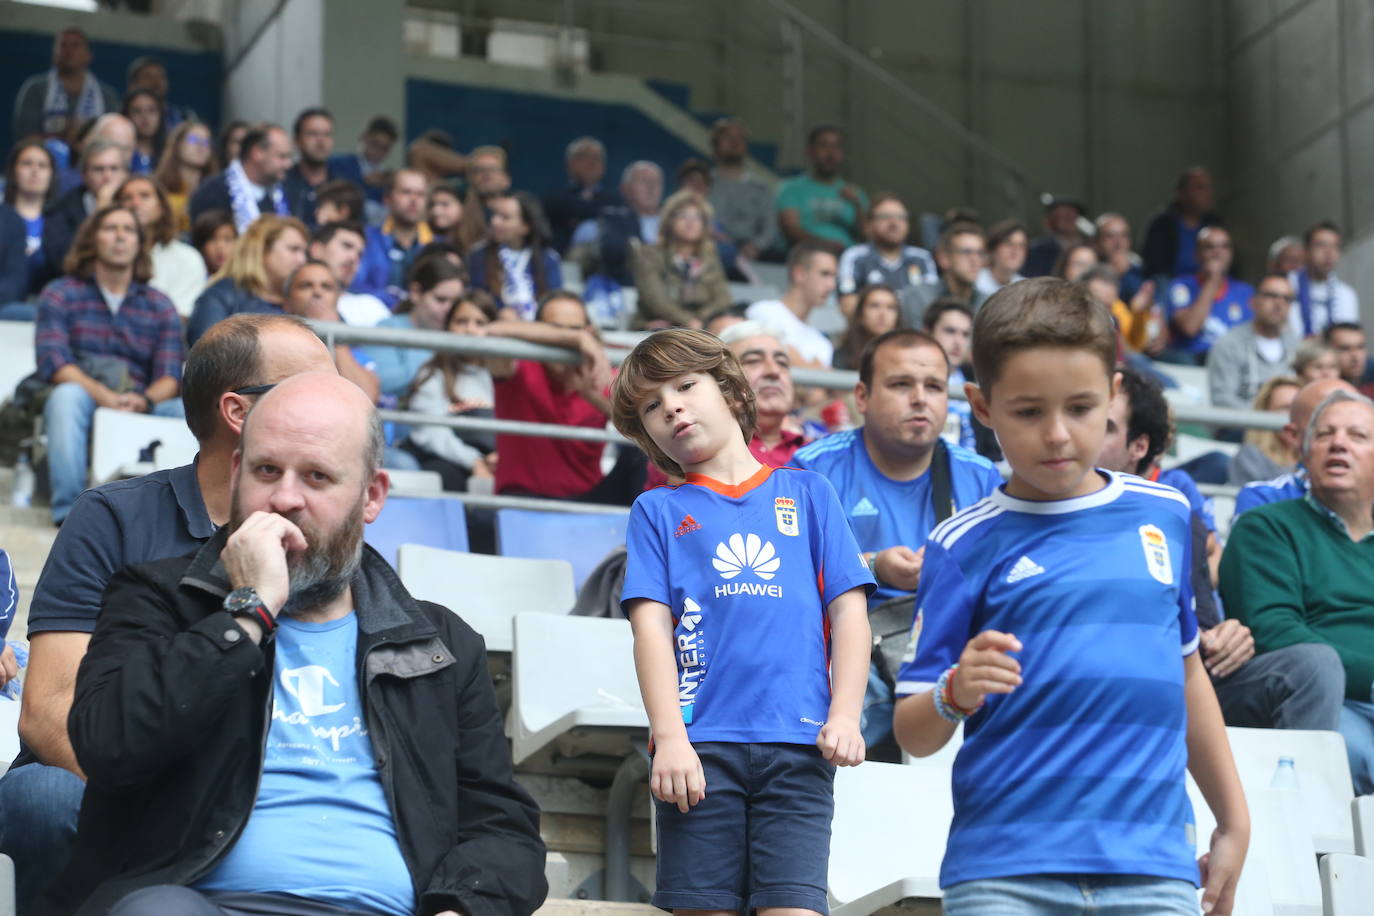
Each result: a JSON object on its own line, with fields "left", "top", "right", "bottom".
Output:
{"left": 419, "top": 616, "right": 547, "bottom": 916}
{"left": 0, "top": 206, "right": 28, "bottom": 305}
{"left": 68, "top": 563, "right": 267, "bottom": 790}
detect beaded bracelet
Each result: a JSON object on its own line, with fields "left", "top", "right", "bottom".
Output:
{"left": 933, "top": 664, "right": 982, "bottom": 723}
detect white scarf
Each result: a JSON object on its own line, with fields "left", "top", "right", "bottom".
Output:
{"left": 225, "top": 158, "right": 287, "bottom": 233}
{"left": 41, "top": 69, "right": 105, "bottom": 134}
{"left": 498, "top": 246, "right": 536, "bottom": 320}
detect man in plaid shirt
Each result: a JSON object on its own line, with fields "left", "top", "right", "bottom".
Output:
{"left": 36, "top": 204, "right": 184, "bottom": 525}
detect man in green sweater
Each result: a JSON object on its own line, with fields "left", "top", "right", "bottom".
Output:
{"left": 1221, "top": 389, "right": 1374, "bottom": 792}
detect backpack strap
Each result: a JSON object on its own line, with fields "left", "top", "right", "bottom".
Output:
{"left": 930, "top": 437, "right": 955, "bottom": 524}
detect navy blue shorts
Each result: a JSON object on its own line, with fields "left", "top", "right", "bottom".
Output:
{"left": 651, "top": 742, "right": 835, "bottom": 914}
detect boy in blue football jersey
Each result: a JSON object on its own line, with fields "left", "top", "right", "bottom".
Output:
{"left": 611, "top": 328, "right": 874, "bottom": 916}
{"left": 892, "top": 278, "right": 1249, "bottom": 915}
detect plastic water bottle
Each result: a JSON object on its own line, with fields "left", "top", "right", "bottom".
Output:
{"left": 1270, "top": 755, "right": 1299, "bottom": 791}
{"left": 10, "top": 454, "right": 33, "bottom": 508}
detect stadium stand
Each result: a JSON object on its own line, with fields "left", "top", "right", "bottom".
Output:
{"left": 362, "top": 495, "right": 469, "bottom": 568}
{"left": 495, "top": 507, "right": 628, "bottom": 591}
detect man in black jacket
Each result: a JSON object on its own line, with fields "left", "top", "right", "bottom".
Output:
{"left": 54, "top": 372, "right": 546, "bottom": 916}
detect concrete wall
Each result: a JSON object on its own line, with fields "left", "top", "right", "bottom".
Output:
{"left": 222, "top": 0, "right": 323, "bottom": 133}
{"left": 443, "top": 0, "right": 1226, "bottom": 236}
{"left": 1222, "top": 0, "right": 1374, "bottom": 323}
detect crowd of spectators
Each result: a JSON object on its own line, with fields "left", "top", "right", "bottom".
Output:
{"left": 6, "top": 22, "right": 1374, "bottom": 911}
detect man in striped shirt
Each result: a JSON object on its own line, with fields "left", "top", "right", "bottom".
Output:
{"left": 35, "top": 203, "right": 183, "bottom": 525}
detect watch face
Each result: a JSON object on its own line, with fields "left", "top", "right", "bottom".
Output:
{"left": 224, "top": 587, "right": 260, "bottom": 613}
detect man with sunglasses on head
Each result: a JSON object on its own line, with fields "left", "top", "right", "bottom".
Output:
{"left": 0, "top": 314, "right": 336, "bottom": 915}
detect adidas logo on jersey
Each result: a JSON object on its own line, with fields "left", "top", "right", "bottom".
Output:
{"left": 1005, "top": 555, "right": 1045, "bottom": 584}
{"left": 675, "top": 514, "right": 702, "bottom": 537}
{"left": 850, "top": 497, "right": 879, "bottom": 517}
{"left": 712, "top": 533, "right": 783, "bottom": 598}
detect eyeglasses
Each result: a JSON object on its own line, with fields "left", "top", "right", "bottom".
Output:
{"left": 871, "top": 211, "right": 908, "bottom": 221}
{"left": 1255, "top": 291, "right": 1295, "bottom": 304}
{"left": 232, "top": 383, "right": 276, "bottom": 396}
{"left": 184, "top": 134, "right": 212, "bottom": 147}
{"left": 951, "top": 247, "right": 985, "bottom": 258}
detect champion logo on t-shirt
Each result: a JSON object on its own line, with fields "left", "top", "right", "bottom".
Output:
{"left": 850, "top": 497, "right": 880, "bottom": 517}
{"left": 675, "top": 514, "right": 702, "bottom": 538}
{"left": 1005, "top": 555, "right": 1045, "bottom": 584}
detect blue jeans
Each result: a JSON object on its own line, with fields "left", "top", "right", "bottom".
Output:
{"left": 0, "top": 762, "right": 85, "bottom": 913}
{"left": 1339, "top": 699, "right": 1374, "bottom": 795}
{"left": 943, "top": 874, "right": 1198, "bottom": 915}
{"left": 43, "top": 383, "right": 185, "bottom": 523}
{"left": 860, "top": 663, "right": 894, "bottom": 746}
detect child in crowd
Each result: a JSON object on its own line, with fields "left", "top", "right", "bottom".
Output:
{"left": 467, "top": 190, "right": 562, "bottom": 320}
{"left": 892, "top": 277, "right": 1249, "bottom": 915}
{"left": 922, "top": 297, "right": 977, "bottom": 451}
{"left": 611, "top": 328, "right": 873, "bottom": 915}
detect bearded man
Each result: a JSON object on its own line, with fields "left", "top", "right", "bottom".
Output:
{"left": 49, "top": 372, "right": 547, "bottom": 916}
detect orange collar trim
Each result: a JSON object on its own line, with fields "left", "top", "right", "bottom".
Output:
{"left": 685, "top": 464, "right": 773, "bottom": 498}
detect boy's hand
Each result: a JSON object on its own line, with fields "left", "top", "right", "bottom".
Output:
{"left": 650, "top": 736, "right": 706, "bottom": 814}
{"left": 1198, "top": 826, "right": 1246, "bottom": 915}
{"left": 817, "top": 716, "right": 865, "bottom": 767}
{"left": 950, "top": 630, "right": 1023, "bottom": 711}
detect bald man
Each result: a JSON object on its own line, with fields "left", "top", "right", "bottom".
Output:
{"left": 1233, "top": 376, "right": 1357, "bottom": 521}
{"left": 0, "top": 315, "right": 335, "bottom": 913}
{"left": 51, "top": 373, "right": 546, "bottom": 916}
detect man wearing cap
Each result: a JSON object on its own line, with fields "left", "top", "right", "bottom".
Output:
{"left": 1023, "top": 194, "right": 1088, "bottom": 277}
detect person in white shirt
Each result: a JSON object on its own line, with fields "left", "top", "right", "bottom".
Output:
{"left": 975, "top": 219, "right": 1027, "bottom": 297}
{"left": 115, "top": 175, "right": 205, "bottom": 318}
{"left": 309, "top": 221, "right": 391, "bottom": 326}
{"left": 746, "top": 242, "right": 838, "bottom": 367}
{"left": 1289, "top": 221, "right": 1359, "bottom": 338}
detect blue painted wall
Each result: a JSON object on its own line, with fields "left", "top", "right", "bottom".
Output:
{"left": 405, "top": 77, "right": 707, "bottom": 198}
{"left": 0, "top": 28, "right": 222, "bottom": 157}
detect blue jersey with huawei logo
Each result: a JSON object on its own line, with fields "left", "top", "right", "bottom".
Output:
{"left": 895, "top": 471, "right": 1200, "bottom": 889}
{"left": 621, "top": 465, "right": 874, "bottom": 744}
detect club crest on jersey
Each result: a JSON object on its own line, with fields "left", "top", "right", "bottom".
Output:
{"left": 1139, "top": 524, "right": 1173, "bottom": 585}
{"left": 774, "top": 497, "right": 800, "bottom": 536}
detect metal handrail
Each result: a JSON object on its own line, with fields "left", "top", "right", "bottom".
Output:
{"left": 307, "top": 319, "right": 1286, "bottom": 432}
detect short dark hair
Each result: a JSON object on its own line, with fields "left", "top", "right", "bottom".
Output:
{"left": 785, "top": 241, "right": 831, "bottom": 278}
{"left": 292, "top": 107, "right": 333, "bottom": 138}
{"left": 1117, "top": 364, "right": 1171, "bottom": 475}
{"left": 314, "top": 179, "right": 365, "bottom": 221}
{"left": 971, "top": 277, "right": 1116, "bottom": 394}
{"left": 364, "top": 115, "right": 398, "bottom": 139}
{"left": 1324, "top": 321, "right": 1365, "bottom": 343}
{"left": 938, "top": 220, "right": 984, "bottom": 253}
{"left": 191, "top": 209, "right": 235, "bottom": 252}
{"left": 676, "top": 157, "right": 711, "bottom": 186}
{"left": 922, "top": 297, "right": 974, "bottom": 333}
{"left": 858, "top": 328, "right": 948, "bottom": 388}
{"left": 986, "top": 219, "right": 1027, "bottom": 251}
{"left": 806, "top": 122, "right": 843, "bottom": 147}
{"left": 1303, "top": 220, "right": 1342, "bottom": 247}
{"left": 237, "top": 125, "right": 275, "bottom": 159}
{"left": 866, "top": 192, "right": 906, "bottom": 218}
{"left": 311, "top": 220, "right": 365, "bottom": 247}
{"left": 181, "top": 313, "right": 314, "bottom": 441}
{"left": 125, "top": 55, "right": 163, "bottom": 85}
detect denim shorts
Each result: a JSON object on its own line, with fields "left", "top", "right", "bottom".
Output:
{"left": 651, "top": 742, "right": 835, "bottom": 914}
{"left": 942, "top": 873, "right": 1199, "bottom": 915}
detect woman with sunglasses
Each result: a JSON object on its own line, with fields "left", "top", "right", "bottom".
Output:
{"left": 154, "top": 121, "right": 216, "bottom": 235}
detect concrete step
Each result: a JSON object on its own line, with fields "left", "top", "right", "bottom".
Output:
{"left": 535, "top": 901, "right": 657, "bottom": 915}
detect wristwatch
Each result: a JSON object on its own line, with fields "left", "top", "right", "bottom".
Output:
{"left": 223, "top": 586, "right": 277, "bottom": 639}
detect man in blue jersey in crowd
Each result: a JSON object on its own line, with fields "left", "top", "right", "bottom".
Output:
{"left": 1234, "top": 375, "right": 1353, "bottom": 522}
{"left": 1162, "top": 225, "right": 1253, "bottom": 365}
{"left": 794, "top": 328, "right": 1001, "bottom": 749}
{"left": 1100, "top": 365, "right": 1343, "bottom": 731}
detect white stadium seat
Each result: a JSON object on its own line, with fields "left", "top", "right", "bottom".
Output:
{"left": 1321, "top": 853, "right": 1374, "bottom": 915}
{"left": 508, "top": 612, "right": 646, "bottom": 766}
{"left": 397, "top": 545, "right": 575, "bottom": 653}
{"left": 89, "top": 407, "right": 198, "bottom": 485}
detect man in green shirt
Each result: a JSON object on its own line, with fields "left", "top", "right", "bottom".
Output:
{"left": 1220, "top": 389, "right": 1374, "bottom": 792}
{"left": 776, "top": 123, "right": 868, "bottom": 256}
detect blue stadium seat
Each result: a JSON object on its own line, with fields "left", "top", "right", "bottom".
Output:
{"left": 365, "top": 496, "right": 468, "bottom": 569}
{"left": 495, "top": 509, "right": 628, "bottom": 590}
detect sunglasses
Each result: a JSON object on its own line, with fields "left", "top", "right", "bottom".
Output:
{"left": 232, "top": 383, "right": 276, "bottom": 396}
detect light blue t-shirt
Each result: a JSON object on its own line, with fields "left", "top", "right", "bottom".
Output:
{"left": 365, "top": 314, "right": 433, "bottom": 398}
{"left": 197, "top": 613, "right": 414, "bottom": 916}
{"left": 895, "top": 472, "right": 1200, "bottom": 889}
{"left": 620, "top": 466, "right": 874, "bottom": 743}
{"left": 792, "top": 429, "right": 1001, "bottom": 606}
